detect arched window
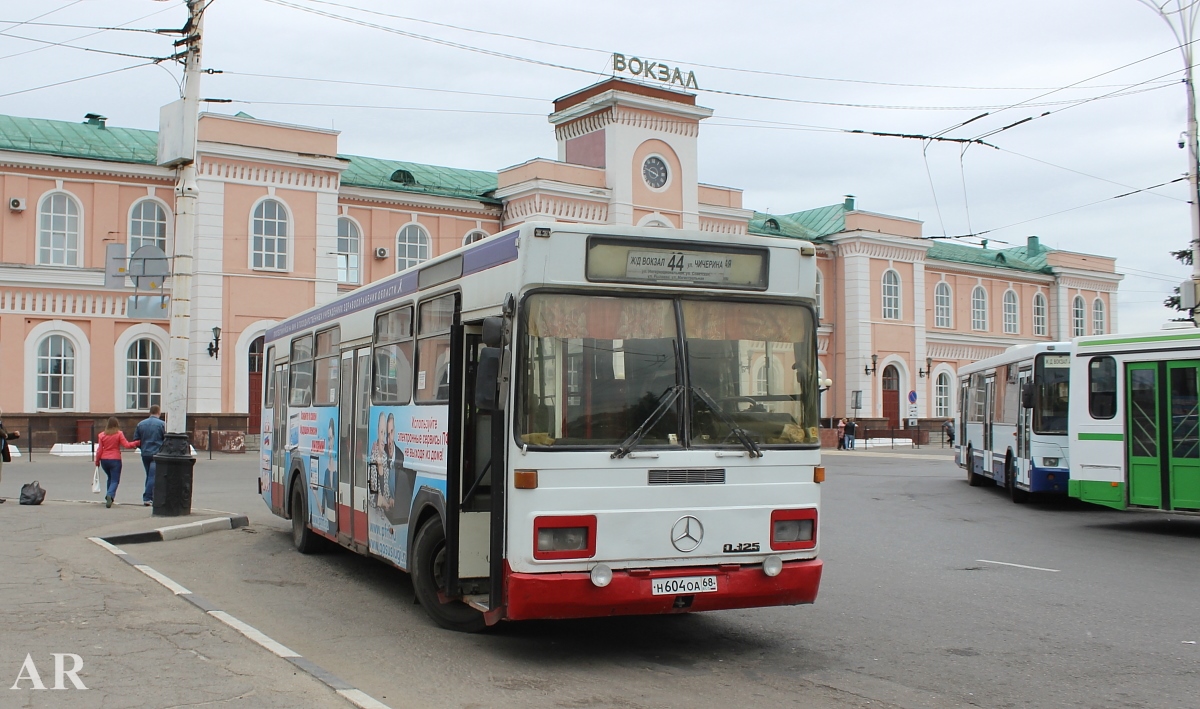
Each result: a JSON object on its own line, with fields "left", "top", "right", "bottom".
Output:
{"left": 935, "top": 372, "right": 951, "bottom": 417}
{"left": 396, "top": 223, "right": 430, "bottom": 272}
{"left": 753, "top": 357, "right": 783, "bottom": 396}
{"left": 934, "top": 281, "right": 952, "bottom": 328}
{"left": 1092, "top": 298, "right": 1106, "bottom": 335}
{"left": 130, "top": 199, "right": 168, "bottom": 253}
{"left": 1003, "top": 290, "right": 1019, "bottom": 334}
{"left": 971, "top": 286, "right": 988, "bottom": 331}
{"left": 815, "top": 269, "right": 824, "bottom": 319}
{"left": 38, "top": 192, "right": 81, "bottom": 266}
{"left": 251, "top": 199, "right": 289, "bottom": 270}
{"left": 336, "top": 217, "right": 360, "bottom": 284}
{"left": 37, "top": 334, "right": 75, "bottom": 409}
{"left": 882, "top": 269, "right": 901, "bottom": 320}
{"left": 1073, "top": 295, "right": 1086, "bottom": 337}
{"left": 882, "top": 365, "right": 899, "bottom": 391}
{"left": 463, "top": 229, "right": 488, "bottom": 246}
{"left": 125, "top": 338, "right": 162, "bottom": 410}
{"left": 1033, "top": 292, "right": 1047, "bottom": 336}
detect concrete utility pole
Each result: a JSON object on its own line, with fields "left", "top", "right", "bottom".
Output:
{"left": 164, "top": 0, "right": 203, "bottom": 434}
{"left": 1138, "top": 0, "right": 1200, "bottom": 323}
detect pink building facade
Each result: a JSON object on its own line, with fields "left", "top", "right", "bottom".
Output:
{"left": 0, "top": 79, "right": 1120, "bottom": 443}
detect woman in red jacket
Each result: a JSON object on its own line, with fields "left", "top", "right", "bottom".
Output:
{"left": 94, "top": 417, "right": 139, "bottom": 508}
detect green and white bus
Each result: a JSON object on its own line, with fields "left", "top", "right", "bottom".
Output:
{"left": 1068, "top": 327, "right": 1200, "bottom": 512}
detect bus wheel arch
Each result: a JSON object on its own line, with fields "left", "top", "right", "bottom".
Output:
{"left": 407, "top": 487, "right": 447, "bottom": 566}
{"left": 289, "top": 474, "right": 319, "bottom": 553}
{"left": 966, "top": 444, "right": 985, "bottom": 486}
{"left": 411, "top": 514, "right": 487, "bottom": 632}
{"left": 1005, "top": 450, "right": 1028, "bottom": 504}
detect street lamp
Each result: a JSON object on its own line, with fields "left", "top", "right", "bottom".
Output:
{"left": 207, "top": 326, "right": 221, "bottom": 358}
{"left": 864, "top": 354, "right": 878, "bottom": 376}
{"left": 1139, "top": 0, "right": 1200, "bottom": 323}
{"left": 918, "top": 357, "right": 934, "bottom": 378}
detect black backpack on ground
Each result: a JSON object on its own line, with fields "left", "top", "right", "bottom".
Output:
{"left": 19, "top": 481, "right": 46, "bottom": 505}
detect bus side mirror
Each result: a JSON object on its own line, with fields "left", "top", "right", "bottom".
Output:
{"left": 1021, "top": 383, "right": 1035, "bottom": 409}
{"left": 482, "top": 317, "right": 504, "bottom": 348}
{"left": 475, "top": 347, "right": 502, "bottom": 411}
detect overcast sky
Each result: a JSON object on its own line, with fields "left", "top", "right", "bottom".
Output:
{"left": 2, "top": 0, "right": 1196, "bottom": 333}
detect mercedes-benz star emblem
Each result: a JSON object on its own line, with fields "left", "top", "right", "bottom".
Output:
{"left": 671, "top": 515, "right": 704, "bottom": 553}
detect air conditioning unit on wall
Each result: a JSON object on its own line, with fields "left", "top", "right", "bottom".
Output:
{"left": 9, "top": 197, "right": 26, "bottom": 211}
{"left": 374, "top": 246, "right": 389, "bottom": 259}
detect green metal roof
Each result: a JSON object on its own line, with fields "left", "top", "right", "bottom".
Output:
{"left": 926, "top": 240, "right": 1050, "bottom": 274}
{"left": 749, "top": 204, "right": 846, "bottom": 241}
{"left": 0, "top": 114, "right": 157, "bottom": 165}
{"left": 339, "top": 154, "right": 499, "bottom": 204}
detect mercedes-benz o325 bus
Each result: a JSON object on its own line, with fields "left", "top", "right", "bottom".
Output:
{"left": 259, "top": 222, "right": 824, "bottom": 631}
{"left": 1069, "top": 328, "right": 1200, "bottom": 513}
{"left": 957, "top": 342, "right": 1071, "bottom": 502}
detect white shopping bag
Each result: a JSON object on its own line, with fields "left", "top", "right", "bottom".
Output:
{"left": 91, "top": 466, "right": 102, "bottom": 495}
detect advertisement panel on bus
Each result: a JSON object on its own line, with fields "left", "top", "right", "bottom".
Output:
{"left": 287, "top": 407, "right": 340, "bottom": 537}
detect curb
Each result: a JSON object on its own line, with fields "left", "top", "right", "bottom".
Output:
{"left": 102, "top": 514, "right": 250, "bottom": 545}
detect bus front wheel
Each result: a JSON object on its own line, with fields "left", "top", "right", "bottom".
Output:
{"left": 411, "top": 517, "right": 487, "bottom": 633}
{"left": 1006, "top": 457, "right": 1029, "bottom": 504}
{"left": 966, "top": 446, "right": 985, "bottom": 487}
{"left": 290, "top": 478, "right": 319, "bottom": 554}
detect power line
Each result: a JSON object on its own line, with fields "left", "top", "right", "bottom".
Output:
{"left": 994, "top": 146, "right": 1190, "bottom": 203}
{"left": 218, "top": 70, "right": 549, "bottom": 104}
{"left": 0, "top": 4, "right": 177, "bottom": 63}
{"left": 0, "top": 20, "right": 170, "bottom": 34}
{"left": 0, "top": 0, "right": 84, "bottom": 37}
{"left": 0, "top": 61, "right": 156, "bottom": 101}
{"left": 0, "top": 31, "right": 168, "bottom": 61}
{"left": 228, "top": 99, "right": 543, "bottom": 117}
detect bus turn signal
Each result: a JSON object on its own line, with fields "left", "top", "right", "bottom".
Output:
{"left": 814, "top": 466, "right": 825, "bottom": 483}
{"left": 514, "top": 470, "right": 538, "bottom": 489}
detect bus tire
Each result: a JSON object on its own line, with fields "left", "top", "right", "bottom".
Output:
{"left": 1006, "top": 456, "right": 1029, "bottom": 504}
{"left": 411, "top": 517, "right": 487, "bottom": 633}
{"left": 290, "top": 478, "right": 319, "bottom": 554}
{"left": 966, "top": 446, "right": 985, "bottom": 487}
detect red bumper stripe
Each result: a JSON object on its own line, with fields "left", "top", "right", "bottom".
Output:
{"left": 504, "top": 559, "right": 822, "bottom": 621}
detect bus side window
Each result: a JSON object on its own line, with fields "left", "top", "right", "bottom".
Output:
{"left": 416, "top": 295, "right": 456, "bottom": 404}
{"left": 313, "top": 328, "right": 340, "bottom": 406}
{"left": 264, "top": 346, "right": 275, "bottom": 408}
{"left": 373, "top": 306, "right": 414, "bottom": 405}
{"left": 1089, "top": 356, "right": 1117, "bottom": 419}
{"left": 290, "top": 335, "right": 314, "bottom": 407}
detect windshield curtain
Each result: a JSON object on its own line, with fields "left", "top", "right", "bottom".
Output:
{"left": 517, "top": 293, "right": 819, "bottom": 449}
{"left": 1034, "top": 354, "right": 1069, "bottom": 435}
{"left": 684, "top": 300, "right": 819, "bottom": 447}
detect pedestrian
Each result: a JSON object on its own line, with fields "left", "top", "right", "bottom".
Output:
{"left": 94, "top": 417, "right": 140, "bottom": 508}
{"left": 836, "top": 418, "right": 846, "bottom": 450}
{"left": 942, "top": 419, "right": 955, "bottom": 447}
{"left": 844, "top": 419, "right": 857, "bottom": 450}
{"left": 0, "top": 410, "right": 21, "bottom": 503}
{"left": 134, "top": 405, "right": 166, "bottom": 507}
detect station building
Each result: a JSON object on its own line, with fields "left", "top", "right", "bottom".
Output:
{"left": 0, "top": 78, "right": 1121, "bottom": 446}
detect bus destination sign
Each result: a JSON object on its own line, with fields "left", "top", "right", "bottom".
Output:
{"left": 627, "top": 250, "right": 733, "bottom": 285}
{"left": 586, "top": 237, "right": 768, "bottom": 290}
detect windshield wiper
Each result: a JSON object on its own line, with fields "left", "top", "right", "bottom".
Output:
{"left": 691, "top": 386, "right": 763, "bottom": 458}
{"left": 611, "top": 385, "right": 683, "bottom": 459}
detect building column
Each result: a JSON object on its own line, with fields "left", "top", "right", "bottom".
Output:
{"left": 842, "top": 249, "right": 873, "bottom": 418}
{"left": 314, "top": 190, "right": 339, "bottom": 306}
{"left": 1108, "top": 290, "right": 1118, "bottom": 333}
{"left": 913, "top": 260, "right": 927, "bottom": 418}
{"left": 1054, "top": 281, "right": 1069, "bottom": 340}
{"left": 189, "top": 177, "right": 225, "bottom": 413}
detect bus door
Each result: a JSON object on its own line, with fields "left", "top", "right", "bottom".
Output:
{"left": 1131, "top": 361, "right": 1200, "bottom": 510}
{"left": 269, "top": 363, "right": 288, "bottom": 516}
{"left": 983, "top": 374, "right": 995, "bottom": 476}
{"left": 337, "top": 349, "right": 372, "bottom": 547}
{"left": 1017, "top": 366, "right": 1033, "bottom": 477}
{"left": 352, "top": 350, "right": 371, "bottom": 546}
{"left": 447, "top": 314, "right": 509, "bottom": 615}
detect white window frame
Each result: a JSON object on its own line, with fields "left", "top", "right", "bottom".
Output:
{"left": 934, "top": 281, "right": 952, "bottom": 328}
{"left": 1072, "top": 295, "right": 1086, "bottom": 337}
{"left": 463, "top": 229, "right": 488, "bottom": 246}
{"left": 336, "top": 216, "right": 361, "bottom": 285}
{"left": 935, "top": 372, "right": 952, "bottom": 417}
{"left": 971, "top": 286, "right": 988, "bottom": 331}
{"left": 37, "top": 191, "right": 83, "bottom": 267}
{"left": 128, "top": 197, "right": 171, "bottom": 255}
{"left": 815, "top": 269, "right": 824, "bottom": 320}
{"left": 1092, "top": 297, "right": 1106, "bottom": 335}
{"left": 396, "top": 223, "right": 430, "bottom": 272}
{"left": 125, "top": 337, "right": 163, "bottom": 411}
{"left": 1033, "top": 292, "right": 1047, "bottom": 336}
{"left": 36, "top": 334, "right": 76, "bottom": 410}
{"left": 882, "top": 269, "right": 901, "bottom": 320}
{"left": 1002, "top": 289, "right": 1019, "bottom": 334}
{"left": 249, "top": 197, "right": 291, "bottom": 272}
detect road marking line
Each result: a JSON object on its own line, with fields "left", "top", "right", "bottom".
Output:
{"left": 976, "top": 559, "right": 1060, "bottom": 573}
{"left": 337, "top": 689, "right": 394, "bottom": 709}
{"left": 88, "top": 537, "right": 126, "bottom": 555}
{"left": 208, "top": 611, "right": 300, "bottom": 659}
{"left": 133, "top": 564, "right": 193, "bottom": 594}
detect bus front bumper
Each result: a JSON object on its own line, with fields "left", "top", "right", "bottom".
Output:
{"left": 1029, "top": 466, "right": 1069, "bottom": 493}
{"left": 503, "top": 558, "right": 822, "bottom": 621}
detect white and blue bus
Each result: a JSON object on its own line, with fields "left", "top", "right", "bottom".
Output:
{"left": 260, "top": 222, "right": 825, "bottom": 631}
{"left": 957, "top": 342, "right": 1071, "bottom": 502}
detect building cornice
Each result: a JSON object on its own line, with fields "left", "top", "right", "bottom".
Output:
{"left": 554, "top": 105, "right": 707, "bottom": 141}
{"left": 1052, "top": 267, "right": 1124, "bottom": 291}
{"left": 698, "top": 203, "right": 754, "bottom": 222}
{"left": 925, "top": 259, "right": 1056, "bottom": 283}
{"left": 829, "top": 233, "right": 931, "bottom": 262}
{"left": 494, "top": 177, "right": 612, "bottom": 202}
{"left": 550, "top": 90, "right": 713, "bottom": 127}
{"left": 197, "top": 142, "right": 347, "bottom": 174}
{"left": 338, "top": 186, "right": 501, "bottom": 216}
{"left": 503, "top": 194, "right": 609, "bottom": 224}
{"left": 0, "top": 150, "right": 171, "bottom": 181}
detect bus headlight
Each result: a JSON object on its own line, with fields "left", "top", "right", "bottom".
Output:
{"left": 763, "top": 555, "right": 783, "bottom": 577}
{"left": 538, "top": 527, "right": 588, "bottom": 551}
{"left": 533, "top": 515, "right": 597, "bottom": 559}
{"left": 590, "top": 564, "right": 613, "bottom": 587}
{"left": 1042, "top": 457, "right": 1060, "bottom": 468}
{"left": 770, "top": 509, "right": 818, "bottom": 550}
{"left": 773, "top": 519, "right": 813, "bottom": 543}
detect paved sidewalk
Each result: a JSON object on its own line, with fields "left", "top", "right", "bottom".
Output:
{"left": 0, "top": 497, "right": 347, "bottom": 707}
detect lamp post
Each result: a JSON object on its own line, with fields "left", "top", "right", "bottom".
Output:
{"left": 1138, "top": 0, "right": 1200, "bottom": 323}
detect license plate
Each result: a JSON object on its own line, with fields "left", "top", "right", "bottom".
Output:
{"left": 650, "top": 575, "right": 718, "bottom": 595}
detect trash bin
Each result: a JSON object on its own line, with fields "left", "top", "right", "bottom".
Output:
{"left": 152, "top": 432, "right": 194, "bottom": 517}
{"left": 76, "top": 419, "right": 94, "bottom": 444}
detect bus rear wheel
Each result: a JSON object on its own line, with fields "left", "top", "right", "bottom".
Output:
{"left": 290, "top": 479, "right": 319, "bottom": 554}
{"left": 966, "top": 446, "right": 986, "bottom": 487}
{"left": 411, "top": 517, "right": 487, "bottom": 633}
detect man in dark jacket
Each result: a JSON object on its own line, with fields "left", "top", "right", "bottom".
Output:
{"left": 135, "top": 405, "right": 166, "bottom": 506}
{"left": 0, "top": 416, "right": 20, "bottom": 503}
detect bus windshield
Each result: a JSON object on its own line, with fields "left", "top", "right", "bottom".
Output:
{"left": 518, "top": 293, "right": 819, "bottom": 449}
{"left": 1034, "top": 353, "right": 1070, "bottom": 435}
